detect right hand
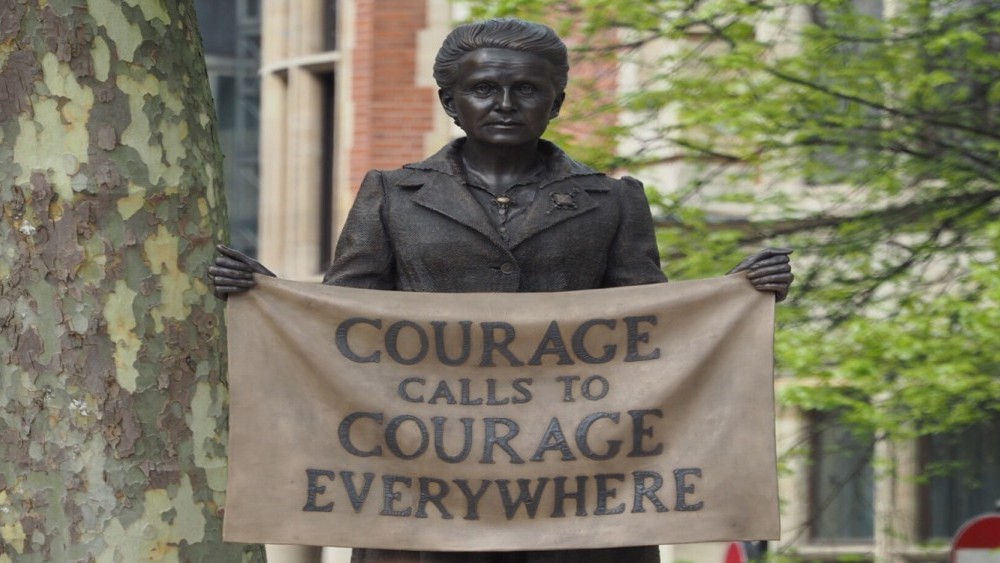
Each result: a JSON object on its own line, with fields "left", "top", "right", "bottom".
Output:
{"left": 208, "top": 244, "right": 276, "bottom": 299}
{"left": 727, "top": 247, "right": 794, "bottom": 302}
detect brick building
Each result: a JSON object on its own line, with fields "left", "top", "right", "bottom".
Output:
{"left": 256, "top": 0, "right": 454, "bottom": 282}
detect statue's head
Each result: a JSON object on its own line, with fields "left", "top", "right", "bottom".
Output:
{"left": 433, "top": 18, "right": 570, "bottom": 95}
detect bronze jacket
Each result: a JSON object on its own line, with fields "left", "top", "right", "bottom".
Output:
{"left": 323, "top": 140, "right": 667, "bottom": 291}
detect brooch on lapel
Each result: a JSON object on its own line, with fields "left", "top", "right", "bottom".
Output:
{"left": 492, "top": 195, "right": 514, "bottom": 216}
{"left": 548, "top": 189, "right": 578, "bottom": 213}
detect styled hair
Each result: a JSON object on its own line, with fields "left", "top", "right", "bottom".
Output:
{"left": 433, "top": 18, "right": 570, "bottom": 93}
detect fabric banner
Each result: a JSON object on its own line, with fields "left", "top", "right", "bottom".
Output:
{"left": 223, "top": 275, "right": 779, "bottom": 551}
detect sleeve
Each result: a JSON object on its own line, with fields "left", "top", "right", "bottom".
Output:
{"left": 601, "top": 176, "right": 668, "bottom": 288}
{"left": 322, "top": 170, "right": 396, "bottom": 289}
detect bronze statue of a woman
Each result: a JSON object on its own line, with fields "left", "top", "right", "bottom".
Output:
{"left": 211, "top": 18, "right": 792, "bottom": 563}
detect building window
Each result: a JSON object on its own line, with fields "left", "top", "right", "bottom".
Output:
{"left": 801, "top": 0, "right": 884, "bottom": 187}
{"left": 324, "top": 1, "right": 338, "bottom": 52}
{"left": 195, "top": 0, "right": 261, "bottom": 257}
{"left": 318, "top": 70, "right": 336, "bottom": 270}
{"left": 920, "top": 416, "right": 1000, "bottom": 539}
{"left": 809, "top": 412, "right": 875, "bottom": 542}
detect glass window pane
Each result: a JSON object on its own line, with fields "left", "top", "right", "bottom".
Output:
{"left": 811, "top": 414, "right": 875, "bottom": 542}
{"left": 318, "top": 71, "right": 336, "bottom": 269}
{"left": 324, "top": 0, "right": 338, "bottom": 51}
{"left": 923, "top": 417, "right": 1000, "bottom": 539}
{"left": 194, "top": 0, "right": 237, "bottom": 56}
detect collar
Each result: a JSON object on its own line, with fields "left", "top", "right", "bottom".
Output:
{"left": 400, "top": 138, "right": 602, "bottom": 186}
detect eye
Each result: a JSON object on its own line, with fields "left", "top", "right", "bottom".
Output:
{"left": 517, "top": 84, "right": 536, "bottom": 95}
{"left": 472, "top": 83, "right": 495, "bottom": 96}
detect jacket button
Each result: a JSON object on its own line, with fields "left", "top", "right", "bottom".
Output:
{"left": 500, "top": 262, "right": 516, "bottom": 274}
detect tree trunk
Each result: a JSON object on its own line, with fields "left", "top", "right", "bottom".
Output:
{"left": 0, "top": 1, "right": 266, "bottom": 561}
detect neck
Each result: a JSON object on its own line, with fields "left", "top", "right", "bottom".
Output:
{"left": 460, "top": 139, "right": 543, "bottom": 186}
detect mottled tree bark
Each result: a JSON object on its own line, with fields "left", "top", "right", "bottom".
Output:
{"left": 0, "top": 1, "right": 266, "bottom": 561}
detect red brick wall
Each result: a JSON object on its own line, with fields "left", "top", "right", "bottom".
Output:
{"left": 553, "top": 24, "right": 621, "bottom": 169}
{"left": 350, "top": 0, "right": 438, "bottom": 192}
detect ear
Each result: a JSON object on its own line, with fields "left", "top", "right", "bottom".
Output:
{"left": 439, "top": 89, "right": 459, "bottom": 121}
{"left": 549, "top": 92, "right": 566, "bottom": 119}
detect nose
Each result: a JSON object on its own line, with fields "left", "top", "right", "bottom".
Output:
{"left": 497, "top": 87, "right": 515, "bottom": 112}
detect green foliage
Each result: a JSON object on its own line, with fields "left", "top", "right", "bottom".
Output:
{"left": 463, "top": 0, "right": 1000, "bottom": 445}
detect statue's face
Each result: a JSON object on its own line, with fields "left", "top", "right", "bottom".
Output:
{"left": 440, "top": 48, "right": 565, "bottom": 148}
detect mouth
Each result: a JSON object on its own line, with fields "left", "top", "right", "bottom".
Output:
{"left": 487, "top": 122, "right": 522, "bottom": 128}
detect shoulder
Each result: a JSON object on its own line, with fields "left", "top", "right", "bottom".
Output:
{"left": 571, "top": 175, "right": 652, "bottom": 220}
{"left": 589, "top": 174, "right": 645, "bottom": 189}
{"left": 378, "top": 142, "right": 461, "bottom": 189}
{"left": 614, "top": 176, "right": 652, "bottom": 210}
{"left": 567, "top": 173, "right": 647, "bottom": 199}
{"left": 357, "top": 166, "right": 447, "bottom": 191}
{"left": 362, "top": 167, "right": 405, "bottom": 184}
{"left": 618, "top": 175, "right": 645, "bottom": 189}
{"left": 541, "top": 142, "right": 645, "bottom": 195}
{"left": 615, "top": 176, "right": 651, "bottom": 204}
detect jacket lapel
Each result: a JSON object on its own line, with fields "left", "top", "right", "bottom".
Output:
{"left": 508, "top": 176, "right": 608, "bottom": 249}
{"left": 398, "top": 169, "right": 507, "bottom": 248}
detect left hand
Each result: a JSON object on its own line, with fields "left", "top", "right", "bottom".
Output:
{"left": 208, "top": 244, "right": 276, "bottom": 299}
{"left": 728, "top": 248, "right": 794, "bottom": 302}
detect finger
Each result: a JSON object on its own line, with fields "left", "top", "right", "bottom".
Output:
{"left": 730, "top": 248, "right": 792, "bottom": 274}
{"left": 217, "top": 245, "right": 275, "bottom": 276}
{"left": 214, "top": 285, "right": 242, "bottom": 294}
{"left": 761, "top": 247, "right": 793, "bottom": 255}
{"left": 213, "top": 285, "right": 251, "bottom": 298}
{"left": 208, "top": 265, "right": 256, "bottom": 279}
{"left": 209, "top": 269, "right": 257, "bottom": 288}
{"left": 213, "top": 276, "right": 257, "bottom": 289}
{"left": 749, "top": 273, "right": 794, "bottom": 285}
{"left": 217, "top": 244, "right": 253, "bottom": 261}
{"left": 747, "top": 264, "right": 792, "bottom": 279}
{"left": 747, "top": 255, "right": 790, "bottom": 269}
{"left": 213, "top": 256, "right": 257, "bottom": 272}
{"left": 746, "top": 247, "right": 793, "bottom": 262}
{"left": 752, "top": 283, "right": 789, "bottom": 291}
